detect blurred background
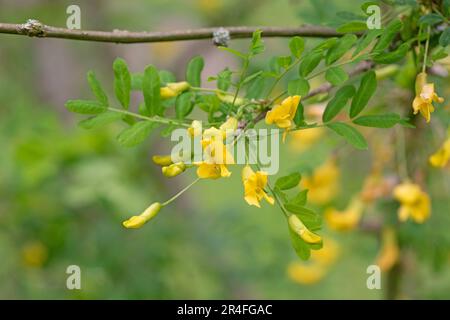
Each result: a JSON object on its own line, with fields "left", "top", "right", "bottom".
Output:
{"left": 0, "top": 0, "right": 449, "bottom": 299}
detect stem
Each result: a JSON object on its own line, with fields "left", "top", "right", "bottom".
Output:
{"left": 108, "top": 107, "right": 190, "bottom": 127}
{"left": 230, "top": 56, "right": 250, "bottom": 112}
{"left": 190, "top": 86, "right": 228, "bottom": 95}
{"left": 267, "top": 57, "right": 303, "bottom": 98}
{"left": 0, "top": 22, "right": 343, "bottom": 43}
{"left": 422, "top": 26, "right": 431, "bottom": 73}
{"left": 162, "top": 177, "right": 201, "bottom": 206}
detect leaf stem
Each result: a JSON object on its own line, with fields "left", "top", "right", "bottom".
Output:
{"left": 108, "top": 107, "right": 190, "bottom": 127}
{"left": 161, "top": 177, "right": 201, "bottom": 206}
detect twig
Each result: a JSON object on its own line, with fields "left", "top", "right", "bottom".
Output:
{"left": 0, "top": 21, "right": 342, "bottom": 44}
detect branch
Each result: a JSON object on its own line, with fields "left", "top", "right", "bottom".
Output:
{"left": 0, "top": 20, "right": 342, "bottom": 44}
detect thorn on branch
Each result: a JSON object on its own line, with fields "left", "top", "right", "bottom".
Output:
{"left": 18, "top": 19, "right": 46, "bottom": 37}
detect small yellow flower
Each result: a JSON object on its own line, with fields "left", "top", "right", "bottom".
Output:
{"left": 376, "top": 227, "right": 399, "bottom": 272}
{"left": 241, "top": 165, "right": 274, "bottom": 207}
{"left": 22, "top": 241, "right": 48, "bottom": 268}
{"left": 219, "top": 116, "right": 238, "bottom": 133}
{"left": 152, "top": 155, "right": 173, "bottom": 167}
{"left": 265, "top": 95, "right": 301, "bottom": 142}
{"left": 123, "top": 202, "right": 162, "bottom": 229}
{"left": 393, "top": 182, "right": 431, "bottom": 223}
{"left": 287, "top": 262, "right": 326, "bottom": 285}
{"left": 301, "top": 159, "right": 340, "bottom": 205}
{"left": 160, "top": 81, "right": 190, "bottom": 100}
{"left": 429, "top": 138, "right": 450, "bottom": 168}
{"left": 162, "top": 162, "right": 186, "bottom": 177}
{"left": 288, "top": 214, "right": 322, "bottom": 244}
{"left": 412, "top": 72, "right": 444, "bottom": 123}
{"left": 325, "top": 197, "right": 364, "bottom": 231}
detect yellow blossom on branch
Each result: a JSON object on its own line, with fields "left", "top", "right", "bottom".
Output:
{"left": 393, "top": 182, "right": 431, "bottom": 223}
{"left": 123, "top": 202, "right": 162, "bottom": 229}
{"left": 241, "top": 165, "right": 274, "bottom": 207}
{"left": 265, "top": 95, "right": 301, "bottom": 142}
{"left": 412, "top": 72, "right": 444, "bottom": 123}
{"left": 160, "top": 81, "right": 190, "bottom": 99}
{"left": 288, "top": 214, "right": 322, "bottom": 244}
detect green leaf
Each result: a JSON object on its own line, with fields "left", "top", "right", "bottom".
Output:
{"left": 217, "top": 68, "right": 233, "bottom": 91}
{"left": 336, "top": 21, "right": 368, "bottom": 33}
{"left": 322, "top": 85, "right": 355, "bottom": 122}
{"left": 325, "top": 34, "right": 358, "bottom": 65}
{"left": 78, "top": 112, "right": 122, "bottom": 129}
{"left": 327, "top": 122, "right": 368, "bottom": 150}
{"left": 293, "top": 103, "right": 305, "bottom": 126}
{"left": 352, "top": 29, "right": 382, "bottom": 57}
{"left": 373, "top": 43, "right": 410, "bottom": 64}
{"left": 419, "top": 13, "right": 444, "bottom": 26}
{"left": 277, "top": 55, "right": 292, "bottom": 69}
{"left": 289, "top": 36, "right": 305, "bottom": 58}
{"left": 288, "top": 190, "right": 308, "bottom": 206}
{"left": 439, "top": 27, "right": 450, "bottom": 47}
{"left": 288, "top": 78, "right": 310, "bottom": 96}
{"left": 274, "top": 186, "right": 289, "bottom": 204}
{"left": 245, "top": 77, "right": 266, "bottom": 99}
{"left": 65, "top": 100, "right": 107, "bottom": 114}
{"left": 285, "top": 206, "right": 322, "bottom": 231}
{"left": 186, "top": 56, "right": 204, "bottom": 87}
{"left": 175, "top": 92, "right": 193, "bottom": 119}
{"left": 289, "top": 229, "right": 311, "bottom": 260}
{"left": 373, "top": 20, "right": 403, "bottom": 53}
{"left": 350, "top": 70, "right": 377, "bottom": 118}
{"left": 159, "top": 70, "right": 176, "bottom": 84}
{"left": 113, "top": 58, "right": 131, "bottom": 109}
{"left": 325, "top": 66, "right": 349, "bottom": 85}
{"left": 117, "top": 121, "right": 156, "bottom": 147}
{"left": 275, "top": 173, "right": 301, "bottom": 190}
{"left": 142, "top": 65, "right": 161, "bottom": 116}
{"left": 353, "top": 113, "right": 401, "bottom": 128}
{"left": 250, "top": 30, "right": 265, "bottom": 55}
{"left": 299, "top": 50, "right": 323, "bottom": 77}
{"left": 242, "top": 71, "right": 263, "bottom": 85}
{"left": 87, "top": 71, "right": 108, "bottom": 106}
{"left": 313, "top": 38, "right": 338, "bottom": 51}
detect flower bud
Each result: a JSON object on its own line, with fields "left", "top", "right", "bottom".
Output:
{"left": 216, "top": 92, "right": 245, "bottom": 106}
{"left": 160, "top": 81, "right": 190, "bottom": 100}
{"left": 288, "top": 214, "right": 322, "bottom": 244}
{"left": 152, "top": 155, "right": 173, "bottom": 167}
{"left": 122, "top": 202, "right": 162, "bottom": 229}
{"left": 162, "top": 162, "right": 186, "bottom": 177}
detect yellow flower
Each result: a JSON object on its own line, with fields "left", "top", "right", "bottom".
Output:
{"left": 288, "top": 214, "right": 322, "bottom": 244}
{"left": 376, "top": 227, "right": 399, "bottom": 272}
{"left": 160, "top": 81, "right": 190, "bottom": 100}
{"left": 301, "top": 159, "right": 339, "bottom": 205}
{"left": 289, "top": 127, "right": 325, "bottom": 152}
{"left": 393, "top": 182, "right": 431, "bottom": 223}
{"left": 429, "top": 138, "right": 450, "bottom": 168}
{"left": 22, "top": 241, "right": 48, "bottom": 268}
{"left": 241, "top": 165, "right": 274, "bottom": 207}
{"left": 162, "top": 162, "right": 186, "bottom": 177}
{"left": 287, "top": 262, "right": 326, "bottom": 285}
{"left": 412, "top": 72, "right": 444, "bottom": 123}
{"left": 152, "top": 154, "right": 173, "bottom": 167}
{"left": 325, "top": 197, "right": 364, "bottom": 231}
{"left": 265, "top": 95, "right": 301, "bottom": 141}
{"left": 123, "top": 202, "right": 162, "bottom": 229}
{"left": 219, "top": 116, "right": 238, "bottom": 133}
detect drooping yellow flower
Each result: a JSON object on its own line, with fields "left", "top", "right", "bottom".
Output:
{"left": 265, "top": 95, "right": 301, "bottom": 141}
{"left": 241, "top": 165, "right": 274, "bottom": 207}
{"left": 162, "top": 162, "right": 186, "bottom": 177}
{"left": 22, "top": 241, "right": 48, "bottom": 268}
{"left": 123, "top": 202, "right": 162, "bottom": 229}
{"left": 325, "top": 197, "right": 364, "bottom": 231}
{"left": 152, "top": 154, "right": 173, "bottom": 167}
{"left": 288, "top": 214, "right": 322, "bottom": 244}
{"left": 301, "top": 159, "right": 340, "bottom": 205}
{"left": 289, "top": 127, "right": 325, "bottom": 152}
{"left": 412, "top": 72, "right": 444, "bottom": 123}
{"left": 160, "top": 81, "right": 190, "bottom": 99}
{"left": 393, "top": 182, "right": 431, "bottom": 223}
{"left": 287, "top": 262, "right": 326, "bottom": 285}
{"left": 376, "top": 227, "right": 399, "bottom": 272}
{"left": 429, "top": 138, "right": 450, "bottom": 168}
